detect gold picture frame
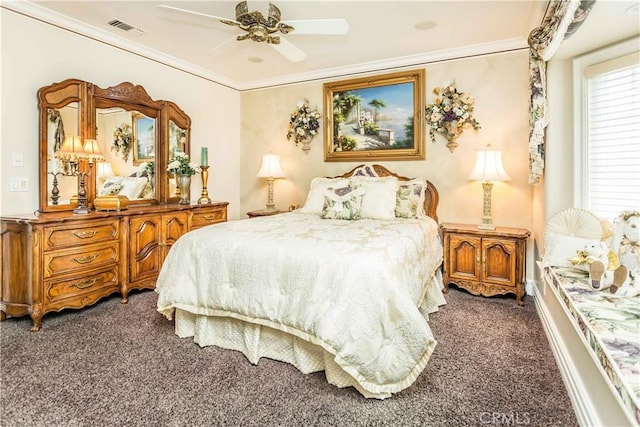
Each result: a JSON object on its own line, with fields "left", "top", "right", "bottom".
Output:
{"left": 132, "top": 112, "right": 156, "bottom": 165}
{"left": 323, "top": 69, "right": 425, "bottom": 162}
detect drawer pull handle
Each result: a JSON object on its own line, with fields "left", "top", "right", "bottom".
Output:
{"left": 74, "top": 231, "right": 97, "bottom": 239}
{"left": 73, "top": 254, "right": 99, "bottom": 264}
{"left": 203, "top": 215, "right": 217, "bottom": 220}
{"left": 74, "top": 279, "right": 97, "bottom": 289}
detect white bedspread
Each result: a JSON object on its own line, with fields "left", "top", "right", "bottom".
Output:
{"left": 156, "top": 212, "right": 445, "bottom": 397}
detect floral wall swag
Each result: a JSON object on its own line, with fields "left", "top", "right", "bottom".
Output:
{"left": 286, "top": 99, "right": 321, "bottom": 154}
{"left": 112, "top": 123, "right": 133, "bottom": 161}
{"left": 425, "top": 82, "right": 481, "bottom": 152}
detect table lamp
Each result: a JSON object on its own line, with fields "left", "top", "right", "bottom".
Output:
{"left": 82, "top": 139, "right": 105, "bottom": 163}
{"left": 468, "top": 144, "right": 511, "bottom": 230}
{"left": 97, "top": 162, "right": 114, "bottom": 186}
{"left": 256, "top": 153, "right": 285, "bottom": 212}
{"left": 55, "top": 135, "right": 84, "bottom": 175}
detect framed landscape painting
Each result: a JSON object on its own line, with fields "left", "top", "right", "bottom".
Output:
{"left": 323, "top": 69, "right": 425, "bottom": 161}
{"left": 132, "top": 113, "right": 155, "bottom": 165}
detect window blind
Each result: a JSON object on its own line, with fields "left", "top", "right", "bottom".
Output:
{"left": 585, "top": 59, "right": 640, "bottom": 220}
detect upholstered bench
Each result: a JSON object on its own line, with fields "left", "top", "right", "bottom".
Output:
{"left": 541, "top": 265, "right": 639, "bottom": 425}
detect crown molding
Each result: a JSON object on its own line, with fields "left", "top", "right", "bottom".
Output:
{"left": 2, "top": 1, "right": 239, "bottom": 90}
{"left": 4, "top": 1, "right": 529, "bottom": 92}
{"left": 238, "top": 38, "right": 529, "bottom": 91}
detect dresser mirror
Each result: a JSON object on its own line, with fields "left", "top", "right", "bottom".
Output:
{"left": 38, "top": 79, "right": 190, "bottom": 212}
{"left": 165, "top": 102, "right": 191, "bottom": 202}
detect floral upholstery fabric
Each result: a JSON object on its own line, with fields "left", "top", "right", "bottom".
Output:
{"left": 544, "top": 266, "right": 640, "bottom": 424}
{"left": 396, "top": 179, "right": 427, "bottom": 219}
{"left": 321, "top": 185, "right": 365, "bottom": 220}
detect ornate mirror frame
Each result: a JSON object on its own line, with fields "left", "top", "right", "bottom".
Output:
{"left": 38, "top": 79, "right": 191, "bottom": 212}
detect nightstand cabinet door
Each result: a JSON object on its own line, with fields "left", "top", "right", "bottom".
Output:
{"left": 482, "top": 238, "right": 518, "bottom": 286}
{"left": 441, "top": 223, "right": 529, "bottom": 306}
{"left": 448, "top": 235, "right": 481, "bottom": 282}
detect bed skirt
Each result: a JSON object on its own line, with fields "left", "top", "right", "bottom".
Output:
{"left": 173, "top": 271, "right": 446, "bottom": 399}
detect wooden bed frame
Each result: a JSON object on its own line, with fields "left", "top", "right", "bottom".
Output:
{"left": 335, "top": 164, "right": 439, "bottom": 223}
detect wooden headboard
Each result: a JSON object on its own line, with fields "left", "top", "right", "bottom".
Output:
{"left": 335, "top": 164, "right": 439, "bottom": 223}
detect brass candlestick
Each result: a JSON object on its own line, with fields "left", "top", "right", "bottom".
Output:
{"left": 48, "top": 172, "right": 63, "bottom": 205}
{"left": 198, "top": 165, "right": 212, "bottom": 204}
{"left": 73, "top": 163, "right": 93, "bottom": 214}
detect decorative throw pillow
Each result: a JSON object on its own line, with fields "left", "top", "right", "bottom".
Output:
{"left": 543, "top": 232, "right": 604, "bottom": 269}
{"left": 320, "top": 185, "right": 365, "bottom": 220}
{"left": 349, "top": 176, "right": 398, "bottom": 220}
{"left": 117, "top": 177, "right": 149, "bottom": 199}
{"left": 98, "top": 176, "right": 125, "bottom": 196}
{"left": 299, "top": 177, "right": 349, "bottom": 214}
{"left": 350, "top": 165, "right": 379, "bottom": 177}
{"left": 395, "top": 179, "right": 427, "bottom": 218}
{"left": 139, "top": 182, "right": 155, "bottom": 199}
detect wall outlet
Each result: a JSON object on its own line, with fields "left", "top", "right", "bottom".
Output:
{"left": 9, "top": 177, "right": 28, "bottom": 192}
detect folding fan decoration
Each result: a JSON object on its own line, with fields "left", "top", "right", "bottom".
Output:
{"left": 158, "top": 1, "right": 349, "bottom": 62}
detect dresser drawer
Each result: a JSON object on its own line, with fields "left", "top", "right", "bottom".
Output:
{"left": 44, "top": 267, "right": 119, "bottom": 305}
{"left": 43, "top": 242, "right": 119, "bottom": 278}
{"left": 43, "top": 220, "right": 119, "bottom": 251}
{"left": 191, "top": 208, "right": 227, "bottom": 230}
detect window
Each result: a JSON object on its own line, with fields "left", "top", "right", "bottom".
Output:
{"left": 574, "top": 39, "right": 640, "bottom": 221}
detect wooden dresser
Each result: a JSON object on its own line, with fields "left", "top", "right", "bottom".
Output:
{"left": 440, "top": 223, "right": 530, "bottom": 306}
{"left": 0, "top": 202, "right": 228, "bottom": 331}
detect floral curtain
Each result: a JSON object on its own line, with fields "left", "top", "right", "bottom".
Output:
{"left": 527, "top": 0, "right": 596, "bottom": 184}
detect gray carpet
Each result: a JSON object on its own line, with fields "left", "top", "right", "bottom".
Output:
{"left": 1, "top": 288, "right": 577, "bottom": 426}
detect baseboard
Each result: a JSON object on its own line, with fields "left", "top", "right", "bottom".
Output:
{"left": 533, "top": 285, "right": 598, "bottom": 426}
{"left": 525, "top": 279, "right": 535, "bottom": 296}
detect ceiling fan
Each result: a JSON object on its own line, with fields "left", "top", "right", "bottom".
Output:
{"left": 158, "top": 1, "right": 349, "bottom": 62}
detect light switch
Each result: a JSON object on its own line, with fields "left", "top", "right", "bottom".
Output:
{"left": 9, "top": 177, "right": 28, "bottom": 192}
{"left": 11, "top": 152, "right": 24, "bottom": 167}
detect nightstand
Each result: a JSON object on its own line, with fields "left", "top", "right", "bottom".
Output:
{"left": 440, "top": 223, "right": 530, "bottom": 306}
{"left": 247, "top": 209, "right": 283, "bottom": 218}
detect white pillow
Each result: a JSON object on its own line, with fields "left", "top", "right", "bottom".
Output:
{"left": 117, "top": 177, "right": 148, "bottom": 199}
{"left": 349, "top": 176, "right": 398, "bottom": 220}
{"left": 395, "top": 178, "right": 427, "bottom": 218}
{"left": 299, "top": 177, "right": 349, "bottom": 214}
{"left": 543, "top": 232, "right": 603, "bottom": 269}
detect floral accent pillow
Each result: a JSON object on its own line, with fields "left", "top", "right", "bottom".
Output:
{"left": 350, "top": 165, "right": 379, "bottom": 177}
{"left": 321, "top": 185, "right": 365, "bottom": 220}
{"left": 395, "top": 179, "right": 427, "bottom": 218}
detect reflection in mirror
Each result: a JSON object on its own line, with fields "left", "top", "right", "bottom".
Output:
{"left": 168, "top": 120, "right": 187, "bottom": 196}
{"left": 46, "top": 103, "right": 79, "bottom": 206}
{"left": 95, "top": 108, "right": 156, "bottom": 201}
{"left": 169, "top": 120, "right": 187, "bottom": 155}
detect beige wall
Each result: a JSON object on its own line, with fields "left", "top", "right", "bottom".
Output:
{"left": 0, "top": 9, "right": 242, "bottom": 219}
{"left": 241, "top": 51, "right": 535, "bottom": 277}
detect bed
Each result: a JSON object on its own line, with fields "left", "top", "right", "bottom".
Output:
{"left": 155, "top": 164, "right": 446, "bottom": 398}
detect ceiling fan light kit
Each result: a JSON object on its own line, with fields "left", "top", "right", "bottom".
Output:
{"left": 159, "top": 1, "right": 348, "bottom": 62}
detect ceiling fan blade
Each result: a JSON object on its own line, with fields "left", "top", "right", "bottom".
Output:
{"left": 281, "top": 19, "right": 349, "bottom": 35}
{"left": 207, "top": 36, "right": 240, "bottom": 57}
{"left": 270, "top": 37, "right": 306, "bottom": 62}
{"left": 157, "top": 5, "right": 239, "bottom": 25}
